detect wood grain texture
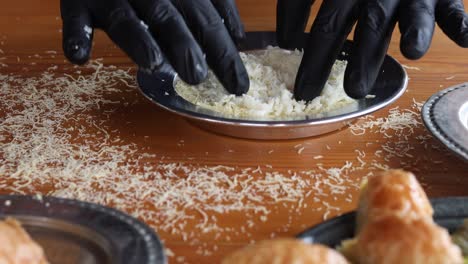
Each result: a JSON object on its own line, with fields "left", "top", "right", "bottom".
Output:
{"left": 0, "top": 1, "right": 467, "bottom": 263}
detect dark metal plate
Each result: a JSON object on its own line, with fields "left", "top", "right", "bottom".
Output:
{"left": 422, "top": 84, "right": 468, "bottom": 161}
{"left": 0, "top": 195, "right": 166, "bottom": 264}
{"left": 297, "top": 197, "right": 468, "bottom": 246}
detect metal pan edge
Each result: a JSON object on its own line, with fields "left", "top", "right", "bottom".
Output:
{"left": 137, "top": 31, "right": 408, "bottom": 140}
{"left": 0, "top": 195, "right": 166, "bottom": 264}
{"left": 422, "top": 83, "right": 468, "bottom": 162}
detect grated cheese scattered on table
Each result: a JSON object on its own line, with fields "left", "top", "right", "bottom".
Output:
{"left": 0, "top": 60, "right": 363, "bottom": 242}
{"left": 0, "top": 58, "right": 452, "bottom": 259}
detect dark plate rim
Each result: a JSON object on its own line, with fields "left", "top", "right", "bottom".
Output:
{"left": 422, "top": 83, "right": 468, "bottom": 162}
{"left": 0, "top": 194, "right": 166, "bottom": 264}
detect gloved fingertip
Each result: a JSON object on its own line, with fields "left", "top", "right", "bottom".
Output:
{"left": 222, "top": 72, "right": 249, "bottom": 96}
{"left": 140, "top": 48, "right": 166, "bottom": 72}
{"left": 140, "top": 60, "right": 176, "bottom": 79}
{"left": 184, "top": 62, "right": 208, "bottom": 85}
{"left": 400, "top": 29, "right": 430, "bottom": 60}
{"left": 344, "top": 70, "right": 371, "bottom": 99}
{"left": 293, "top": 76, "right": 324, "bottom": 102}
{"left": 173, "top": 48, "right": 208, "bottom": 85}
{"left": 231, "top": 71, "right": 250, "bottom": 96}
{"left": 455, "top": 31, "right": 468, "bottom": 48}
{"left": 63, "top": 39, "right": 91, "bottom": 65}
{"left": 401, "top": 46, "right": 425, "bottom": 60}
{"left": 222, "top": 64, "right": 249, "bottom": 96}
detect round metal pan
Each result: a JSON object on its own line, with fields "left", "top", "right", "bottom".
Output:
{"left": 297, "top": 197, "right": 468, "bottom": 246}
{"left": 137, "top": 31, "right": 408, "bottom": 140}
{"left": 422, "top": 83, "right": 468, "bottom": 162}
{"left": 0, "top": 195, "right": 166, "bottom": 264}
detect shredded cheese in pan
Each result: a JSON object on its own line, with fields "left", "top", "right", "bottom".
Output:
{"left": 175, "top": 47, "right": 358, "bottom": 120}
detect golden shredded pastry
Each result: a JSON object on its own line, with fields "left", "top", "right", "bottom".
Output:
{"left": 0, "top": 218, "right": 48, "bottom": 264}
{"left": 452, "top": 219, "right": 468, "bottom": 256}
{"left": 352, "top": 215, "right": 463, "bottom": 264}
{"left": 356, "top": 169, "right": 433, "bottom": 232}
{"left": 222, "top": 238, "right": 349, "bottom": 264}
{"left": 341, "top": 169, "right": 464, "bottom": 264}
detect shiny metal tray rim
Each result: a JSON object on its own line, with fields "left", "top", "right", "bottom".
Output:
{"left": 4, "top": 214, "right": 113, "bottom": 249}
{"left": 3, "top": 214, "right": 115, "bottom": 262}
{"left": 422, "top": 83, "right": 468, "bottom": 161}
{"left": 0, "top": 195, "right": 166, "bottom": 264}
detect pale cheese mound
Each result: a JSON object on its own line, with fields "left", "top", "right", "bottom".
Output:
{"left": 175, "top": 47, "right": 357, "bottom": 120}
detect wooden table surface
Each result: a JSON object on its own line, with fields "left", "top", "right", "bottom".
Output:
{"left": 0, "top": 1, "right": 467, "bottom": 263}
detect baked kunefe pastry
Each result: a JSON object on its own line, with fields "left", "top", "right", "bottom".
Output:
{"left": 0, "top": 218, "right": 48, "bottom": 264}
{"left": 222, "top": 238, "right": 349, "bottom": 264}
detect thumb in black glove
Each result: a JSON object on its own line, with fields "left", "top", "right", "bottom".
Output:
{"left": 61, "top": 0, "right": 249, "bottom": 95}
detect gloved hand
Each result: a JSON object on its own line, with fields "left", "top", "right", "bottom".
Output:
{"left": 277, "top": 0, "right": 468, "bottom": 100}
{"left": 61, "top": 0, "right": 249, "bottom": 95}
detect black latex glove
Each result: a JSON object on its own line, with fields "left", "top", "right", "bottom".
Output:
{"left": 61, "top": 0, "right": 249, "bottom": 95}
{"left": 277, "top": 0, "right": 468, "bottom": 100}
